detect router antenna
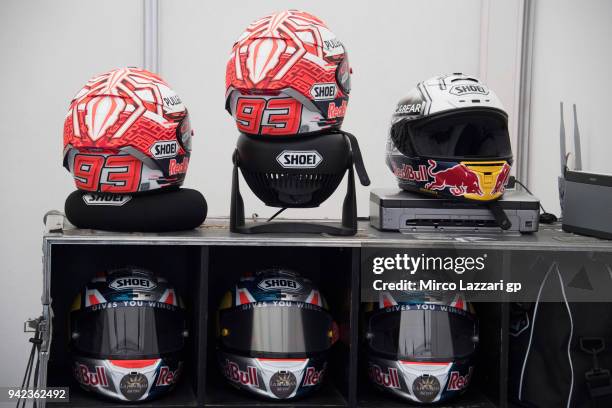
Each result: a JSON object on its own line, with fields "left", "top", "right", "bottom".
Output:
{"left": 573, "top": 104, "right": 583, "bottom": 171}
{"left": 560, "top": 102, "right": 567, "bottom": 174}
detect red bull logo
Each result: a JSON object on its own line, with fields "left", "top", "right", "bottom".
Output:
{"left": 156, "top": 365, "right": 181, "bottom": 386}
{"left": 302, "top": 366, "right": 326, "bottom": 387}
{"left": 327, "top": 100, "right": 347, "bottom": 119}
{"left": 425, "top": 160, "right": 483, "bottom": 196}
{"left": 392, "top": 163, "right": 429, "bottom": 182}
{"left": 368, "top": 364, "right": 401, "bottom": 389}
{"left": 224, "top": 360, "right": 259, "bottom": 387}
{"left": 169, "top": 157, "right": 189, "bottom": 176}
{"left": 74, "top": 363, "right": 109, "bottom": 387}
{"left": 492, "top": 162, "right": 511, "bottom": 195}
{"left": 446, "top": 367, "right": 473, "bottom": 391}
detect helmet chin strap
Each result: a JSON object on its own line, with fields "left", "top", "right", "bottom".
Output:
{"left": 339, "top": 130, "right": 371, "bottom": 186}
{"left": 487, "top": 200, "right": 512, "bottom": 230}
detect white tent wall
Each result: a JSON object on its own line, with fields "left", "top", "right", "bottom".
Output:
{"left": 0, "top": 0, "right": 143, "bottom": 394}
{"left": 159, "top": 0, "right": 524, "bottom": 220}
{"left": 527, "top": 0, "right": 612, "bottom": 216}
{"left": 0, "top": 0, "right": 563, "bottom": 391}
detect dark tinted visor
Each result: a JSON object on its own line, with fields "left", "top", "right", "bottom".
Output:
{"left": 71, "top": 304, "right": 186, "bottom": 358}
{"left": 177, "top": 114, "right": 192, "bottom": 152}
{"left": 391, "top": 110, "right": 511, "bottom": 159}
{"left": 367, "top": 307, "right": 478, "bottom": 360}
{"left": 219, "top": 303, "right": 334, "bottom": 357}
{"left": 335, "top": 56, "right": 351, "bottom": 95}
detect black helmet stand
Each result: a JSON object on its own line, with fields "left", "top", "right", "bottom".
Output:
{"left": 230, "top": 157, "right": 358, "bottom": 236}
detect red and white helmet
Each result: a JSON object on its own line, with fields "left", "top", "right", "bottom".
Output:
{"left": 225, "top": 10, "right": 351, "bottom": 137}
{"left": 63, "top": 67, "right": 193, "bottom": 193}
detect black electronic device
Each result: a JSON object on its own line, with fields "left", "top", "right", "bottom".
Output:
{"left": 370, "top": 188, "right": 539, "bottom": 233}
{"left": 559, "top": 103, "right": 612, "bottom": 239}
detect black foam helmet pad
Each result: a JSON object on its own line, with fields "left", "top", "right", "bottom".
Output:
{"left": 65, "top": 188, "right": 207, "bottom": 232}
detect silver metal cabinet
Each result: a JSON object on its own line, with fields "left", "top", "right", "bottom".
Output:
{"left": 37, "top": 217, "right": 612, "bottom": 408}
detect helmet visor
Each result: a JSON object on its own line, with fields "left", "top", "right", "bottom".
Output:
{"left": 392, "top": 110, "right": 512, "bottom": 160}
{"left": 367, "top": 306, "right": 478, "bottom": 360}
{"left": 177, "top": 113, "right": 192, "bottom": 153}
{"left": 335, "top": 56, "right": 351, "bottom": 95}
{"left": 219, "top": 303, "right": 334, "bottom": 357}
{"left": 71, "top": 304, "right": 186, "bottom": 359}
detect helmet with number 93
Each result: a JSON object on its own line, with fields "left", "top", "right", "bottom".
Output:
{"left": 63, "top": 67, "right": 193, "bottom": 193}
{"left": 225, "top": 10, "right": 351, "bottom": 137}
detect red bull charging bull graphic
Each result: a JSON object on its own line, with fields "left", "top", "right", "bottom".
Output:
{"left": 492, "top": 162, "right": 511, "bottom": 195}
{"left": 388, "top": 156, "right": 511, "bottom": 201}
{"left": 425, "top": 160, "right": 484, "bottom": 197}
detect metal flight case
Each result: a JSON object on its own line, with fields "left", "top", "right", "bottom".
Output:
{"left": 34, "top": 216, "right": 612, "bottom": 408}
